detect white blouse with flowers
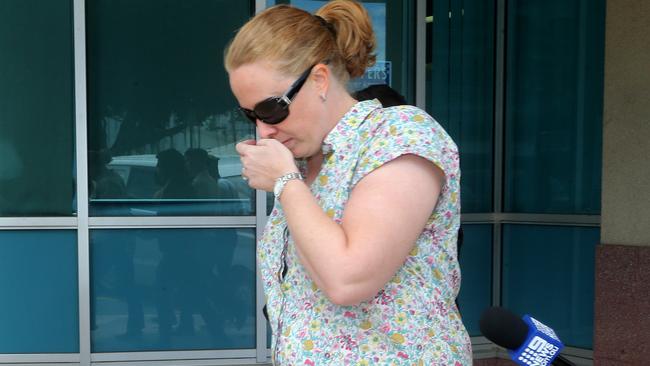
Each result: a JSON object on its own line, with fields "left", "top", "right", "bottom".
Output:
{"left": 259, "top": 100, "right": 472, "bottom": 365}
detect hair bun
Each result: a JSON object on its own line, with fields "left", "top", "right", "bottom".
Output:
{"left": 316, "top": 0, "right": 376, "bottom": 79}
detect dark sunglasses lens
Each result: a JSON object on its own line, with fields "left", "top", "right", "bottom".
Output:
{"left": 263, "top": 110, "right": 288, "bottom": 124}
{"left": 239, "top": 108, "right": 257, "bottom": 123}
{"left": 255, "top": 99, "right": 288, "bottom": 124}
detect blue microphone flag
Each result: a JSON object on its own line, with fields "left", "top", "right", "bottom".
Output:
{"left": 509, "top": 315, "right": 564, "bottom": 366}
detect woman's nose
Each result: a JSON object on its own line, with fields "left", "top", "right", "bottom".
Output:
{"left": 256, "top": 120, "right": 277, "bottom": 138}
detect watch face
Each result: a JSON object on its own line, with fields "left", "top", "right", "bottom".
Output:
{"left": 273, "top": 180, "right": 283, "bottom": 198}
{"left": 273, "top": 173, "right": 301, "bottom": 199}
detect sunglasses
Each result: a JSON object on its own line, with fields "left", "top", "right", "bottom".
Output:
{"left": 239, "top": 65, "right": 315, "bottom": 125}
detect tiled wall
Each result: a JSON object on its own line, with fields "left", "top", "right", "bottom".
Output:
{"left": 594, "top": 244, "right": 650, "bottom": 365}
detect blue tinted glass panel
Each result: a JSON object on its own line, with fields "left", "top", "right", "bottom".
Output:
{"left": 0, "top": 230, "right": 78, "bottom": 352}
{"left": 426, "top": 0, "right": 495, "bottom": 213}
{"left": 87, "top": 1, "right": 255, "bottom": 216}
{"left": 504, "top": 0, "right": 605, "bottom": 214}
{"left": 0, "top": 0, "right": 75, "bottom": 216}
{"left": 457, "top": 224, "right": 492, "bottom": 336}
{"left": 90, "top": 228, "right": 256, "bottom": 352}
{"left": 502, "top": 224, "right": 599, "bottom": 348}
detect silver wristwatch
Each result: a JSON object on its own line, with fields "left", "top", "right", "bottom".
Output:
{"left": 273, "top": 172, "right": 303, "bottom": 200}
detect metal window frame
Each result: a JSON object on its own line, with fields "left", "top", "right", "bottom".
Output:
{"left": 0, "top": 218, "right": 78, "bottom": 229}
{"left": 73, "top": 0, "right": 91, "bottom": 364}
{"left": 492, "top": 0, "right": 507, "bottom": 313}
{"left": 91, "top": 350, "right": 255, "bottom": 363}
{"left": 0, "top": 354, "right": 79, "bottom": 364}
{"left": 415, "top": 0, "right": 426, "bottom": 109}
{"left": 252, "top": 3, "right": 270, "bottom": 363}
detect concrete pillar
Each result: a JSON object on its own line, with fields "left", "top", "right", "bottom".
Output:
{"left": 595, "top": 0, "right": 650, "bottom": 364}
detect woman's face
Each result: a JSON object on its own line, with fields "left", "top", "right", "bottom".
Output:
{"left": 229, "top": 62, "right": 326, "bottom": 158}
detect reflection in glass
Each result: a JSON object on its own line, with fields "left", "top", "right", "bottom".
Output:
{"left": 456, "top": 225, "right": 492, "bottom": 336}
{"left": 504, "top": 0, "right": 604, "bottom": 214}
{"left": 502, "top": 224, "right": 599, "bottom": 348}
{"left": 426, "top": 0, "right": 495, "bottom": 213}
{"left": 0, "top": 0, "right": 75, "bottom": 216}
{"left": 86, "top": 0, "right": 255, "bottom": 216}
{"left": 0, "top": 230, "right": 78, "bottom": 353}
{"left": 90, "top": 228, "right": 256, "bottom": 352}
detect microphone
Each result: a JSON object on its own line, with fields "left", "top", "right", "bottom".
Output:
{"left": 479, "top": 306, "right": 576, "bottom": 366}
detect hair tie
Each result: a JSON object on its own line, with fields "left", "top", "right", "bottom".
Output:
{"left": 314, "top": 14, "right": 336, "bottom": 37}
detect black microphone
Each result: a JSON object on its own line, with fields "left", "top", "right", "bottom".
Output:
{"left": 479, "top": 306, "right": 576, "bottom": 366}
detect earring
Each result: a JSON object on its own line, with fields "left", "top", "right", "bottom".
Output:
{"left": 320, "top": 93, "right": 327, "bottom": 102}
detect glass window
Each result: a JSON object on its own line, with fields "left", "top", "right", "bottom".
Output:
{"left": 502, "top": 224, "right": 599, "bottom": 348}
{"left": 426, "top": 0, "right": 495, "bottom": 213}
{"left": 0, "top": 0, "right": 75, "bottom": 216}
{"left": 86, "top": 0, "right": 255, "bottom": 216}
{"left": 0, "top": 230, "right": 78, "bottom": 353}
{"left": 503, "top": 0, "right": 605, "bottom": 214}
{"left": 90, "top": 228, "right": 256, "bottom": 352}
{"left": 456, "top": 224, "right": 492, "bottom": 336}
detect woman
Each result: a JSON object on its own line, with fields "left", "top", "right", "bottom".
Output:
{"left": 226, "top": 1, "right": 471, "bottom": 364}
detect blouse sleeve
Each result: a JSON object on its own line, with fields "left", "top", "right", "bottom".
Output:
{"left": 351, "top": 106, "right": 460, "bottom": 188}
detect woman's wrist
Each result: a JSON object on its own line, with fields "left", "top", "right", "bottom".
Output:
{"left": 274, "top": 172, "right": 304, "bottom": 200}
{"left": 275, "top": 161, "right": 301, "bottom": 179}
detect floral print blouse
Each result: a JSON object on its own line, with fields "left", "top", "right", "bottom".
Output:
{"left": 259, "top": 100, "right": 472, "bottom": 365}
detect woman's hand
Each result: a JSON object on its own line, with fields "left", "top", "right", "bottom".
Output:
{"left": 235, "top": 138, "right": 299, "bottom": 192}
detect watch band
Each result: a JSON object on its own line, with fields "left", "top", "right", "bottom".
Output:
{"left": 274, "top": 172, "right": 303, "bottom": 200}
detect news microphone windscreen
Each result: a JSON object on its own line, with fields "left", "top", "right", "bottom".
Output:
{"left": 479, "top": 306, "right": 529, "bottom": 350}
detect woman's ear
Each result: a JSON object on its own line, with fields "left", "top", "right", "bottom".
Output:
{"left": 311, "top": 63, "right": 330, "bottom": 100}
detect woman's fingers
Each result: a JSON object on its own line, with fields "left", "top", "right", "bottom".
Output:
{"left": 237, "top": 138, "right": 298, "bottom": 191}
{"left": 236, "top": 139, "right": 257, "bottom": 155}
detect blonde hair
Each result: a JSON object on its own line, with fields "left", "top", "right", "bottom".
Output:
{"left": 224, "top": 0, "right": 376, "bottom": 85}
